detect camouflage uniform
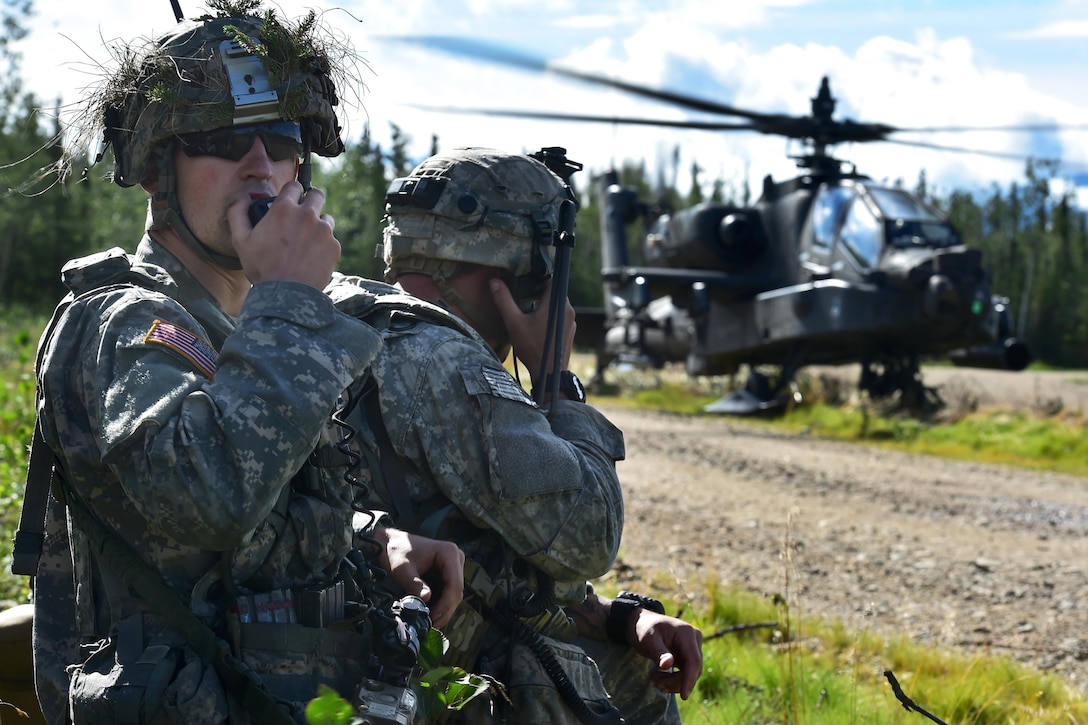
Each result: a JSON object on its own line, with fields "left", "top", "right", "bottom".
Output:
{"left": 33, "top": 239, "right": 381, "bottom": 724}
{"left": 29, "top": 7, "right": 389, "bottom": 724}
{"left": 326, "top": 147, "right": 681, "bottom": 724}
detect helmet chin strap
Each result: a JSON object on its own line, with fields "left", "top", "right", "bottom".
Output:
{"left": 433, "top": 273, "right": 493, "bottom": 340}
{"left": 436, "top": 273, "right": 515, "bottom": 367}
{"left": 162, "top": 201, "right": 245, "bottom": 271}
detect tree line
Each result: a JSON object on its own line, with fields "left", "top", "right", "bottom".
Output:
{"left": 3, "top": 2, "right": 1087, "bottom": 367}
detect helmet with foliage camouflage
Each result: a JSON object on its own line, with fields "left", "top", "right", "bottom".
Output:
{"left": 82, "top": 1, "right": 352, "bottom": 268}
{"left": 382, "top": 147, "right": 569, "bottom": 310}
{"left": 102, "top": 5, "right": 344, "bottom": 188}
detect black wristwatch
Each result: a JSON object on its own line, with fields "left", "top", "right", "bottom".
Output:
{"left": 605, "top": 590, "right": 666, "bottom": 645}
{"left": 532, "top": 370, "right": 586, "bottom": 403}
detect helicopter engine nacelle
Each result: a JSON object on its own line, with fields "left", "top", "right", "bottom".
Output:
{"left": 946, "top": 295, "right": 1032, "bottom": 371}
{"left": 643, "top": 204, "right": 765, "bottom": 271}
{"left": 602, "top": 295, "right": 693, "bottom": 368}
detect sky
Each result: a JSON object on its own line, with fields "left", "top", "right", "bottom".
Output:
{"left": 14, "top": 0, "right": 1088, "bottom": 204}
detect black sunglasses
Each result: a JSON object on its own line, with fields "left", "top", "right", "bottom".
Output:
{"left": 178, "top": 121, "right": 303, "bottom": 162}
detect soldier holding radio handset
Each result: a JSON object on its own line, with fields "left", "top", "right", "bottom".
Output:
{"left": 19, "top": 5, "right": 463, "bottom": 723}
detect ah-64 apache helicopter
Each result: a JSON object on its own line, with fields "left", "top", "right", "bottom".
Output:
{"left": 392, "top": 38, "right": 1040, "bottom": 413}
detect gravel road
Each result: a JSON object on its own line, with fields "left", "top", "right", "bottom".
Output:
{"left": 595, "top": 367, "right": 1088, "bottom": 692}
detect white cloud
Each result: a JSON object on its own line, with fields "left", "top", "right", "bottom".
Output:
{"left": 1006, "top": 18, "right": 1088, "bottom": 38}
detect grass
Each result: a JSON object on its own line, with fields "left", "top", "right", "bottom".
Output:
{"left": 3, "top": 317, "right": 1088, "bottom": 721}
{"left": 589, "top": 575, "right": 1088, "bottom": 724}
{"left": 574, "top": 355, "right": 1088, "bottom": 721}
{"left": 581, "top": 360, "right": 1088, "bottom": 478}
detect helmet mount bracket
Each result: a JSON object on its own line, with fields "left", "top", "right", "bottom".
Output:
{"left": 220, "top": 39, "right": 281, "bottom": 126}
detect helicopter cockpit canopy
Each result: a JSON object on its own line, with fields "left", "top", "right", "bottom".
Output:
{"left": 811, "top": 181, "right": 962, "bottom": 271}
{"left": 868, "top": 187, "right": 962, "bottom": 249}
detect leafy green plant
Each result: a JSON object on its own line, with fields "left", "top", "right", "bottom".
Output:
{"left": 303, "top": 628, "right": 489, "bottom": 725}
{"left": 304, "top": 687, "right": 356, "bottom": 725}
{"left": 411, "top": 628, "right": 491, "bottom": 719}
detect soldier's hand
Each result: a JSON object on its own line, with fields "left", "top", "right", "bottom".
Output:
{"left": 631, "top": 610, "right": 704, "bottom": 700}
{"left": 372, "top": 527, "right": 465, "bottom": 629}
{"left": 228, "top": 182, "right": 340, "bottom": 290}
{"left": 490, "top": 277, "right": 576, "bottom": 383}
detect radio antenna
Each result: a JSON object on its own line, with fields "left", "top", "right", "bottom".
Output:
{"left": 529, "top": 147, "right": 582, "bottom": 417}
{"left": 170, "top": 0, "right": 184, "bottom": 22}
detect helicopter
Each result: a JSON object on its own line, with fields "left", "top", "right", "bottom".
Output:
{"left": 589, "top": 146, "right": 1032, "bottom": 413}
{"left": 387, "top": 38, "right": 1039, "bottom": 413}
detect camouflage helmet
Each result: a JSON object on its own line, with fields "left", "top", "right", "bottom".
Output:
{"left": 381, "top": 147, "right": 569, "bottom": 304}
{"left": 102, "top": 10, "right": 344, "bottom": 188}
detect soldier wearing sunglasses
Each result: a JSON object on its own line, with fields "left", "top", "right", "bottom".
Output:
{"left": 18, "top": 5, "right": 464, "bottom": 724}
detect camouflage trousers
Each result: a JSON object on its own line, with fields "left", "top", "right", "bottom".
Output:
{"left": 579, "top": 636, "right": 682, "bottom": 725}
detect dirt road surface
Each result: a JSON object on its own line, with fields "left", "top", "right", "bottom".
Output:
{"left": 597, "top": 367, "right": 1088, "bottom": 692}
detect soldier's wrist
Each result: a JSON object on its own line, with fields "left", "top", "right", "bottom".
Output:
{"left": 605, "top": 591, "right": 665, "bottom": 645}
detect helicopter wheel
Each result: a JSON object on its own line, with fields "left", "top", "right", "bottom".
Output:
{"left": 898, "top": 377, "right": 943, "bottom": 411}
{"left": 859, "top": 356, "right": 942, "bottom": 411}
{"left": 744, "top": 369, "right": 775, "bottom": 401}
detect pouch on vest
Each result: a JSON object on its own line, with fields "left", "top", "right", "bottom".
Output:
{"left": 232, "top": 620, "right": 370, "bottom": 704}
{"left": 68, "top": 636, "right": 182, "bottom": 725}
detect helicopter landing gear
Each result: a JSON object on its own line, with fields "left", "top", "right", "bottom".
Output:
{"left": 703, "top": 374, "right": 785, "bottom": 414}
{"left": 704, "top": 354, "right": 805, "bottom": 415}
{"left": 858, "top": 355, "right": 942, "bottom": 410}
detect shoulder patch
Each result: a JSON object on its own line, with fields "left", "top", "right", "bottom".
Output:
{"left": 144, "top": 320, "right": 218, "bottom": 379}
{"left": 481, "top": 365, "right": 536, "bottom": 406}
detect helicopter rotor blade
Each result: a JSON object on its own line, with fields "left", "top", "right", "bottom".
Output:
{"left": 382, "top": 35, "right": 779, "bottom": 124}
{"left": 881, "top": 137, "right": 1064, "bottom": 165}
{"left": 383, "top": 36, "right": 904, "bottom": 144}
{"left": 381, "top": 35, "right": 1087, "bottom": 164}
{"left": 892, "top": 122, "right": 1088, "bottom": 134}
{"left": 406, "top": 104, "right": 758, "bottom": 131}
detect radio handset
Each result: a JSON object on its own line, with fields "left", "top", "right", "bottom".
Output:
{"left": 248, "top": 197, "right": 275, "bottom": 226}
{"left": 247, "top": 141, "right": 313, "bottom": 226}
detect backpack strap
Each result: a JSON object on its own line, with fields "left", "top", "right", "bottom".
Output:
{"left": 331, "top": 281, "right": 475, "bottom": 529}
{"left": 10, "top": 287, "right": 77, "bottom": 577}
{"left": 360, "top": 376, "right": 415, "bottom": 525}
{"left": 10, "top": 421, "right": 59, "bottom": 576}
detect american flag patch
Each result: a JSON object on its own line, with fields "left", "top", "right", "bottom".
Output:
{"left": 482, "top": 366, "right": 534, "bottom": 405}
{"left": 144, "top": 320, "right": 218, "bottom": 379}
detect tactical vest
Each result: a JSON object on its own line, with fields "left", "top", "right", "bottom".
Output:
{"left": 14, "top": 250, "right": 423, "bottom": 725}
